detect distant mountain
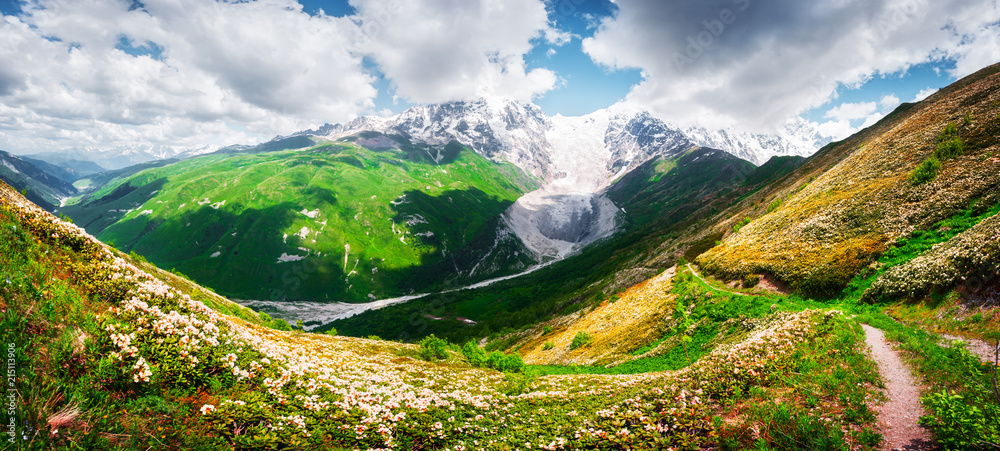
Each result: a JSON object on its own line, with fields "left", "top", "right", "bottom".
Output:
{"left": 683, "top": 117, "right": 829, "bottom": 165}
{"left": 0, "top": 149, "right": 77, "bottom": 211}
{"left": 27, "top": 144, "right": 217, "bottom": 172}
{"left": 19, "top": 154, "right": 104, "bottom": 182}
{"left": 289, "top": 99, "right": 822, "bottom": 183}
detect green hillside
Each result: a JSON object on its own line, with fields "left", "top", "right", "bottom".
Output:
{"left": 0, "top": 149, "right": 78, "bottom": 211}
{"left": 61, "top": 135, "right": 537, "bottom": 303}
{"left": 329, "top": 146, "right": 783, "bottom": 342}
{"left": 696, "top": 63, "right": 1000, "bottom": 297}
{"left": 4, "top": 63, "right": 1000, "bottom": 451}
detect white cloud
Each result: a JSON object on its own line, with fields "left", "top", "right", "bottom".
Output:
{"left": 0, "top": 0, "right": 561, "bottom": 157}
{"left": 349, "top": 0, "right": 558, "bottom": 105}
{"left": 911, "top": 87, "right": 938, "bottom": 102}
{"left": 543, "top": 27, "right": 574, "bottom": 46}
{"left": 824, "top": 102, "right": 878, "bottom": 122}
{"left": 879, "top": 94, "right": 901, "bottom": 111}
{"left": 0, "top": 0, "right": 376, "bottom": 155}
{"left": 583, "top": 0, "right": 1000, "bottom": 131}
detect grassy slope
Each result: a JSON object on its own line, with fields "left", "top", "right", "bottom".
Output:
{"left": 62, "top": 137, "right": 537, "bottom": 303}
{"left": 2, "top": 180, "right": 886, "bottom": 450}
{"left": 696, "top": 63, "right": 1000, "bottom": 296}
{"left": 328, "top": 147, "right": 782, "bottom": 342}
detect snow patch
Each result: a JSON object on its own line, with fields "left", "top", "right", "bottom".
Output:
{"left": 198, "top": 198, "right": 211, "bottom": 205}
{"left": 300, "top": 208, "right": 320, "bottom": 218}
{"left": 295, "top": 227, "right": 310, "bottom": 240}
{"left": 405, "top": 214, "right": 428, "bottom": 226}
{"left": 277, "top": 253, "right": 305, "bottom": 262}
{"left": 138, "top": 209, "right": 153, "bottom": 216}
{"left": 1, "top": 160, "right": 19, "bottom": 173}
{"left": 211, "top": 200, "right": 225, "bottom": 209}
{"left": 210, "top": 251, "right": 221, "bottom": 258}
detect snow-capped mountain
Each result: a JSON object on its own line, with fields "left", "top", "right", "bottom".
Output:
{"left": 300, "top": 99, "right": 823, "bottom": 182}
{"left": 283, "top": 98, "right": 825, "bottom": 260}
{"left": 305, "top": 100, "right": 554, "bottom": 179}
{"left": 683, "top": 117, "right": 829, "bottom": 165}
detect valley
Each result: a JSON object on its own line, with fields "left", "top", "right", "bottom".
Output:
{"left": 1, "top": 42, "right": 998, "bottom": 451}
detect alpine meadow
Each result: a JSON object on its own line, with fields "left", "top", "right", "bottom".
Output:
{"left": 1, "top": 1, "right": 1000, "bottom": 450}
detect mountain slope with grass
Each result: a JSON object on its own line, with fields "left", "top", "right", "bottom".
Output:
{"left": 61, "top": 134, "right": 538, "bottom": 303}
{"left": 685, "top": 63, "right": 1000, "bottom": 297}
{"left": 0, "top": 149, "right": 78, "bottom": 211}
{"left": 328, "top": 146, "right": 792, "bottom": 343}
{"left": 2, "top": 180, "right": 893, "bottom": 450}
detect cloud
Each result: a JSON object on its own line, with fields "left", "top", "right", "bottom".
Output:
{"left": 350, "top": 0, "right": 559, "bottom": 105}
{"left": 0, "top": 0, "right": 561, "bottom": 156}
{"left": 879, "top": 94, "right": 901, "bottom": 111}
{"left": 0, "top": 0, "right": 378, "bottom": 155}
{"left": 824, "top": 102, "right": 878, "bottom": 122}
{"left": 812, "top": 95, "right": 904, "bottom": 140}
{"left": 583, "top": 0, "right": 1000, "bottom": 131}
{"left": 911, "top": 87, "right": 938, "bottom": 102}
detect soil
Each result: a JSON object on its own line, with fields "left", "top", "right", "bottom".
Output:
{"left": 862, "top": 324, "right": 938, "bottom": 451}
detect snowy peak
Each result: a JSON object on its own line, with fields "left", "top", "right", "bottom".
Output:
{"left": 683, "top": 118, "right": 829, "bottom": 165}
{"left": 293, "top": 98, "right": 825, "bottom": 185}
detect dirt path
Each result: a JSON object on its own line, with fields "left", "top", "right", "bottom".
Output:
{"left": 862, "top": 324, "right": 937, "bottom": 451}
{"left": 685, "top": 264, "right": 751, "bottom": 297}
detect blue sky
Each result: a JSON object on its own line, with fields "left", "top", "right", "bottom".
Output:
{"left": 0, "top": 0, "right": 996, "bottom": 155}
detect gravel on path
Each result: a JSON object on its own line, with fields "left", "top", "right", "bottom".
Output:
{"left": 862, "top": 324, "right": 938, "bottom": 451}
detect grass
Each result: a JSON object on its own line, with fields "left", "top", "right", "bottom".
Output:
{"left": 61, "top": 138, "right": 537, "bottom": 303}
{"left": 2, "top": 181, "right": 888, "bottom": 450}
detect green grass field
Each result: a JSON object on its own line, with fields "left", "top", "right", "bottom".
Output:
{"left": 62, "top": 137, "right": 537, "bottom": 303}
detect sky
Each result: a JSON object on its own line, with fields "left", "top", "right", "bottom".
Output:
{"left": 0, "top": 0, "right": 998, "bottom": 158}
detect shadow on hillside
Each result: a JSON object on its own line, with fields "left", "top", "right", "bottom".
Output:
{"left": 381, "top": 186, "right": 529, "bottom": 293}
{"left": 112, "top": 201, "right": 348, "bottom": 302}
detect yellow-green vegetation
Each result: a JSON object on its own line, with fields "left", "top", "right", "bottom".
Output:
{"left": 3, "top": 180, "right": 890, "bottom": 450}
{"left": 61, "top": 136, "right": 538, "bottom": 302}
{"left": 698, "top": 63, "right": 1000, "bottom": 297}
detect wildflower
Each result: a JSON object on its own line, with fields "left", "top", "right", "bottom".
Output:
{"left": 199, "top": 405, "right": 216, "bottom": 415}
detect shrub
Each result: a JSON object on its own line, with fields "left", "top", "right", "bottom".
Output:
{"left": 767, "top": 198, "right": 782, "bottom": 213}
{"left": 500, "top": 353, "right": 525, "bottom": 372}
{"left": 542, "top": 325, "right": 553, "bottom": 334}
{"left": 732, "top": 217, "right": 752, "bottom": 234}
{"left": 542, "top": 341, "right": 554, "bottom": 351}
{"left": 419, "top": 334, "right": 449, "bottom": 361}
{"left": 743, "top": 274, "right": 761, "bottom": 288}
{"left": 325, "top": 326, "right": 338, "bottom": 336}
{"left": 920, "top": 390, "right": 1000, "bottom": 450}
{"left": 963, "top": 111, "right": 973, "bottom": 126}
{"left": 461, "top": 340, "right": 487, "bottom": 366}
{"left": 570, "top": 331, "right": 593, "bottom": 350}
{"left": 935, "top": 138, "right": 965, "bottom": 160}
{"left": 910, "top": 157, "right": 941, "bottom": 185}
{"left": 939, "top": 122, "right": 960, "bottom": 141}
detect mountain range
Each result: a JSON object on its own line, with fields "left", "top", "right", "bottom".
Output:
{"left": 2, "top": 61, "right": 999, "bottom": 451}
